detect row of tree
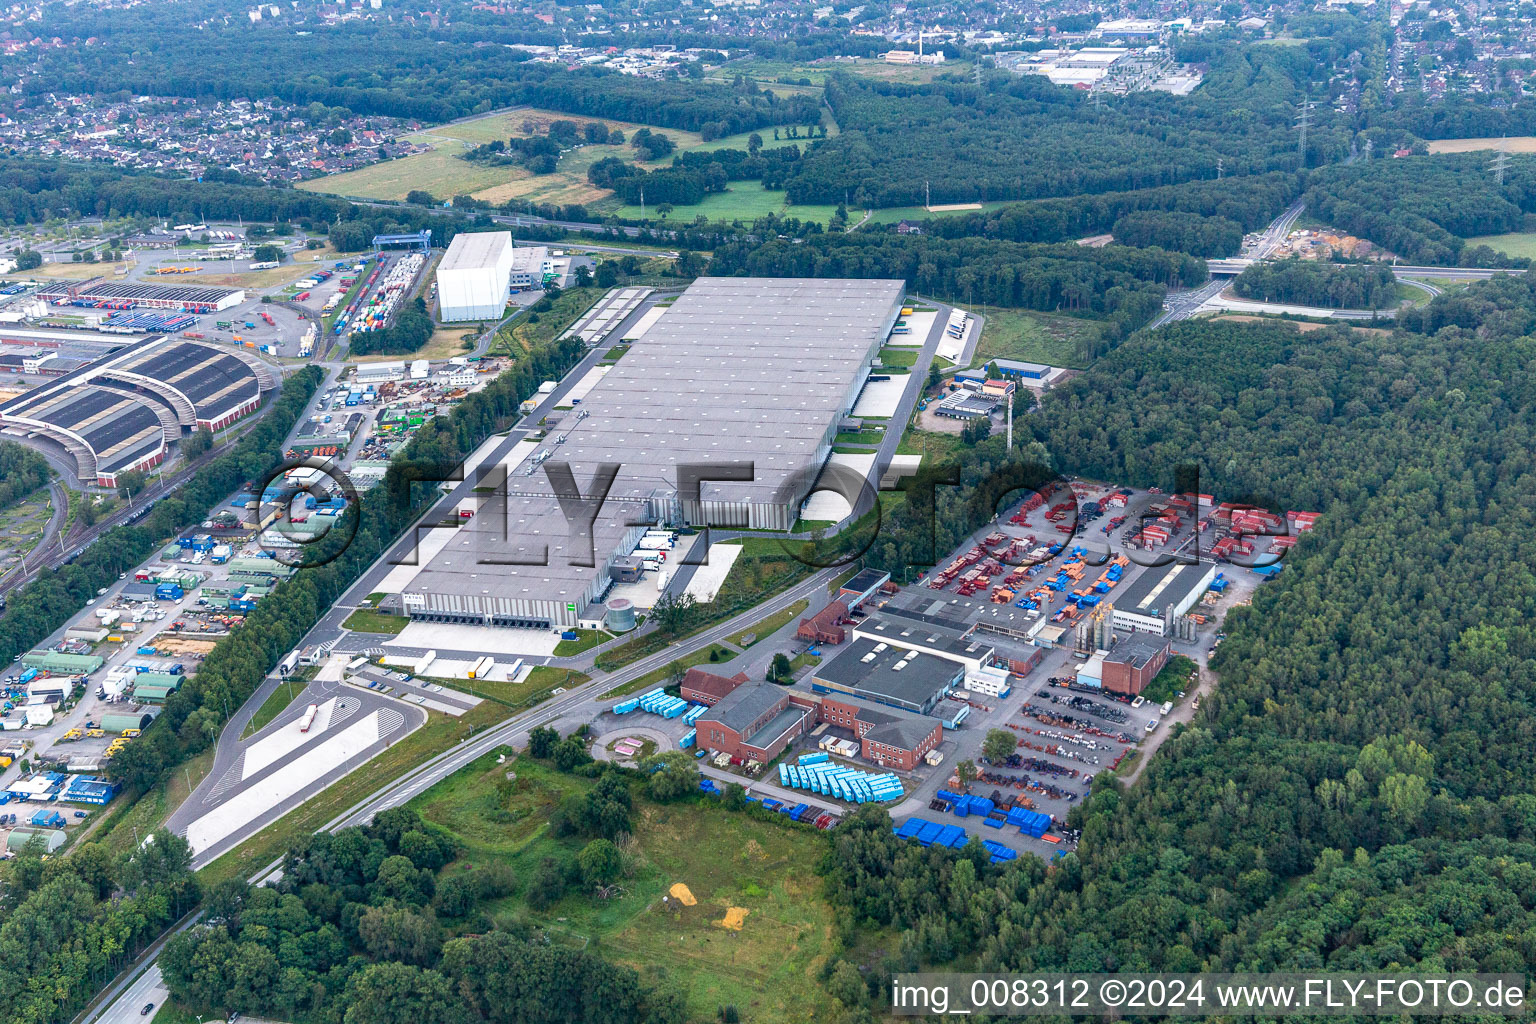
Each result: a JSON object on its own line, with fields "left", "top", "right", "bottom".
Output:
{"left": 0, "top": 442, "right": 49, "bottom": 512}
{"left": 1232, "top": 259, "right": 1400, "bottom": 309}
{"left": 817, "top": 312, "right": 1536, "bottom": 996}
{"left": 105, "top": 328, "right": 587, "bottom": 794}
{"left": 711, "top": 233, "right": 1205, "bottom": 341}
{"left": 350, "top": 297, "right": 435, "bottom": 356}
{"left": 0, "top": 828, "right": 199, "bottom": 1024}
{"left": 0, "top": 368, "right": 320, "bottom": 667}
{"left": 159, "top": 806, "right": 684, "bottom": 1024}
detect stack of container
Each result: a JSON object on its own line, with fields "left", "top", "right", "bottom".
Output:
{"left": 612, "top": 697, "right": 641, "bottom": 714}
{"left": 777, "top": 755, "right": 903, "bottom": 803}
{"left": 1006, "top": 806, "right": 1053, "bottom": 837}
{"left": 679, "top": 729, "right": 695, "bottom": 749}
{"left": 982, "top": 840, "right": 1019, "bottom": 864}
{"left": 893, "top": 817, "right": 971, "bottom": 848}
{"left": 683, "top": 703, "right": 707, "bottom": 725}
{"left": 638, "top": 688, "right": 689, "bottom": 719}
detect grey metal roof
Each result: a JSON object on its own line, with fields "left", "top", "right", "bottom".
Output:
{"left": 439, "top": 231, "right": 511, "bottom": 273}
{"left": 856, "top": 614, "right": 993, "bottom": 662}
{"left": 1114, "top": 561, "right": 1214, "bottom": 618}
{"left": 822, "top": 691, "right": 940, "bottom": 750}
{"left": 406, "top": 277, "right": 905, "bottom": 606}
{"left": 701, "top": 679, "right": 791, "bottom": 734}
{"left": 1106, "top": 632, "right": 1169, "bottom": 669}
{"left": 815, "top": 636, "right": 962, "bottom": 710}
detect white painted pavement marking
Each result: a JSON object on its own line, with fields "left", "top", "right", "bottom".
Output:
{"left": 241, "top": 696, "right": 337, "bottom": 781}
{"left": 185, "top": 710, "right": 385, "bottom": 854}
{"left": 683, "top": 542, "right": 743, "bottom": 603}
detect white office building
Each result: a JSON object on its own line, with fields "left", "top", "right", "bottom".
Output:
{"left": 437, "top": 231, "right": 516, "bottom": 321}
{"left": 508, "top": 246, "right": 555, "bottom": 290}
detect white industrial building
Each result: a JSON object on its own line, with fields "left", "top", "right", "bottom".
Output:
{"left": 508, "top": 245, "right": 555, "bottom": 290}
{"left": 1111, "top": 561, "right": 1217, "bottom": 636}
{"left": 437, "top": 231, "right": 516, "bottom": 321}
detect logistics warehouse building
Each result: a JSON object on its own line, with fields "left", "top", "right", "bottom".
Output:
{"left": 436, "top": 231, "right": 516, "bottom": 321}
{"left": 0, "top": 335, "right": 275, "bottom": 485}
{"left": 402, "top": 277, "right": 906, "bottom": 629}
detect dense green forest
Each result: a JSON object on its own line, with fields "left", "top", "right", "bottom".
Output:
{"left": 1110, "top": 210, "right": 1244, "bottom": 258}
{"left": 1232, "top": 259, "right": 1399, "bottom": 309}
{"left": 0, "top": 442, "right": 49, "bottom": 510}
{"left": 1303, "top": 154, "right": 1536, "bottom": 266}
{"left": 822, "top": 306, "right": 1536, "bottom": 995}
{"left": 0, "top": 828, "right": 199, "bottom": 1024}
{"left": 22, "top": 8, "right": 817, "bottom": 132}
{"left": 925, "top": 173, "right": 1298, "bottom": 245}
{"left": 785, "top": 43, "right": 1345, "bottom": 208}
{"left": 712, "top": 233, "right": 1203, "bottom": 341}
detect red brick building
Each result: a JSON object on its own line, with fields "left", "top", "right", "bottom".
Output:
{"left": 1100, "top": 634, "right": 1171, "bottom": 695}
{"left": 694, "top": 681, "right": 943, "bottom": 771}
{"left": 695, "top": 682, "right": 816, "bottom": 763}
{"left": 679, "top": 668, "right": 748, "bottom": 706}
{"left": 817, "top": 693, "right": 943, "bottom": 770}
{"left": 796, "top": 599, "right": 849, "bottom": 645}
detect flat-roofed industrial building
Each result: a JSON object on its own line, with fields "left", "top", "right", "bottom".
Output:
{"left": 436, "top": 231, "right": 516, "bottom": 321}
{"left": 1110, "top": 561, "right": 1217, "bottom": 636}
{"left": 402, "top": 277, "right": 906, "bottom": 629}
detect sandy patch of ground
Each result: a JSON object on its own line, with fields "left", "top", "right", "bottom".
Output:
{"left": 669, "top": 882, "right": 697, "bottom": 906}
{"left": 716, "top": 907, "right": 749, "bottom": 930}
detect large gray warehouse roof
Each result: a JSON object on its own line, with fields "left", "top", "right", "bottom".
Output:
{"left": 405, "top": 277, "right": 905, "bottom": 610}
{"left": 1114, "top": 561, "right": 1214, "bottom": 617}
{"left": 528, "top": 277, "right": 905, "bottom": 505}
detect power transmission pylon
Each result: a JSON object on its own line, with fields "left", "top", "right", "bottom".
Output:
{"left": 1491, "top": 136, "right": 1510, "bottom": 185}
{"left": 1295, "top": 101, "right": 1312, "bottom": 166}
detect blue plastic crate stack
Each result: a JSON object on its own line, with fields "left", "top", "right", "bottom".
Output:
{"left": 893, "top": 817, "right": 1020, "bottom": 863}
{"left": 778, "top": 752, "right": 903, "bottom": 803}
{"left": 935, "top": 789, "right": 1053, "bottom": 837}
{"left": 748, "top": 795, "right": 831, "bottom": 824}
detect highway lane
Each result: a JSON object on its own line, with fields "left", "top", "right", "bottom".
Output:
{"left": 83, "top": 563, "right": 837, "bottom": 1023}
{"left": 93, "top": 963, "right": 167, "bottom": 1024}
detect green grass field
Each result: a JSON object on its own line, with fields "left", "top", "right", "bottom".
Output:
{"left": 1464, "top": 232, "right": 1536, "bottom": 259}
{"left": 413, "top": 756, "right": 841, "bottom": 1021}
{"left": 553, "top": 628, "right": 610, "bottom": 657}
{"left": 974, "top": 308, "right": 1102, "bottom": 369}
{"left": 242, "top": 679, "right": 306, "bottom": 738}
{"left": 607, "top": 185, "right": 1013, "bottom": 226}
{"left": 341, "top": 608, "right": 409, "bottom": 634}
{"left": 601, "top": 644, "right": 738, "bottom": 698}
{"left": 726, "top": 598, "right": 809, "bottom": 648}
{"left": 299, "top": 107, "right": 704, "bottom": 206}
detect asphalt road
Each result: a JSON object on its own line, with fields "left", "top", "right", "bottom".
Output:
{"left": 81, "top": 560, "right": 838, "bottom": 1024}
